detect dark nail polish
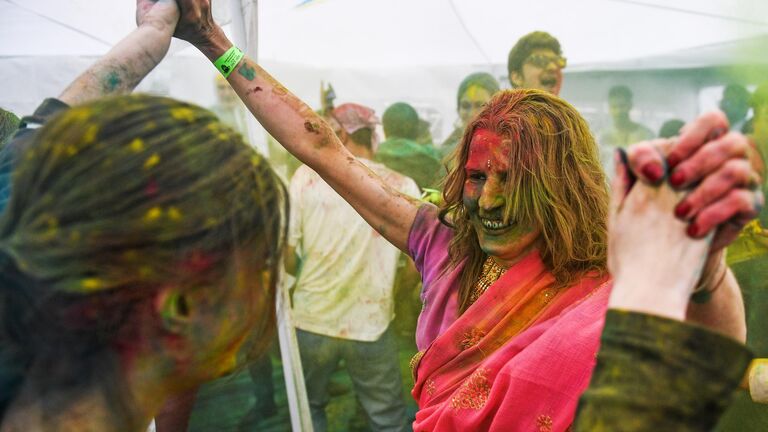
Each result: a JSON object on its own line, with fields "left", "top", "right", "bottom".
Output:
{"left": 642, "top": 164, "right": 664, "bottom": 183}
{"left": 667, "top": 154, "right": 681, "bottom": 169}
{"left": 669, "top": 170, "right": 686, "bottom": 187}
{"left": 687, "top": 223, "right": 700, "bottom": 237}
{"left": 708, "top": 127, "right": 727, "bottom": 142}
{"left": 675, "top": 202, "right": 692, "bottom": 219}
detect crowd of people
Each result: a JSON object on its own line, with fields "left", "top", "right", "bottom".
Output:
{"left": 0, "top": 0, "right": 767, "bottom": 431}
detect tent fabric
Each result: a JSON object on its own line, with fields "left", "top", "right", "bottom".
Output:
{"left": 3, "top": 0, "right": 766, "bottom": 65}
{"left": 1, "top": 1, "right": 766, "bottom": 143}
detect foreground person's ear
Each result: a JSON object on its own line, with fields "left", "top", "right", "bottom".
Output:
{"left": 157, "top": 288, "right": 193, "bottom": 334}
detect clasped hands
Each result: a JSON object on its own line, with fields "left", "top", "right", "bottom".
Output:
{"left": 609, "top": 111, "right": 762, "bottom": 321}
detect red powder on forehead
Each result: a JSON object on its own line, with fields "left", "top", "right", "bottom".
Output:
{"left": 465, "top": 129, "right": 513, "bottom": 172}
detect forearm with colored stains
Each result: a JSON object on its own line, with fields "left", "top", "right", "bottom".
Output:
{"left": 194, "top": 28, "right": 420, "bottom": 251}
{"left": 58, "top": 23, "right": 174, "bottom": 106}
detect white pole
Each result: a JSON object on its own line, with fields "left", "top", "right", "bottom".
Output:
{"left": 228, "top": 1, "right": 313, "bottom": 431}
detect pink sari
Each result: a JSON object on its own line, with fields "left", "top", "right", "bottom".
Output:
{"left": 408, "top": 205, "right": 611, "bottom": 431}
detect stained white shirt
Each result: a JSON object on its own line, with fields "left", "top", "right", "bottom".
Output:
{"left": 288, "top": 158, "right": 420, "bottom": 341}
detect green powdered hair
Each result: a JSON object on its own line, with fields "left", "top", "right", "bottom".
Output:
{"left": 0, "top": 94, "right": 287, "bottom": 418}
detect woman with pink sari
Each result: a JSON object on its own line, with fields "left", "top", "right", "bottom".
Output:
{"left": 173, "top": 3, "right": 763, "bottom": 429}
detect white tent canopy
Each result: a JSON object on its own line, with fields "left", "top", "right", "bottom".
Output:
{"left": 1, "top": 0, "right": 767, "bottom": 138}
{"left": 3, "top": 0, "right": 767, "bottom": 65}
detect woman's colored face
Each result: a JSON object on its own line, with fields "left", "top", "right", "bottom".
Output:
{"left": 184, "top": 248, "right": 271, "bottom": 379}
{"left": 458, "top": 86, "right": 493, "bottom": 126}
{"left": 463, "top": 129, "right": 540, "bottom": 265}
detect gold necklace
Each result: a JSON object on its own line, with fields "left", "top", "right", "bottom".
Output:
{"left": 469, "top": 256, "right": 507, "bottom": 305}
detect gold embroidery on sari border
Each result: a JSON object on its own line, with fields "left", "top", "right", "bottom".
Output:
{"left": 450, "top": 368, "right": 491, "bottom": 410}
{"left": 410, "top": 350, "right": 425, "bottom": 381}
{"left": 458, "top": 328, "right": 486, "bottom": 351}
{"left": 425, "top": 379, "right": 436, "bottom": 397}
{"left": 536, "top": 414, "right": 553, "bottom": 431}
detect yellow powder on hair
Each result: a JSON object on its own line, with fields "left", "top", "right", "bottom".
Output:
{"left": 170, "top": 107, "right": 196, "bottom": 122}
{"left": 167, "top": 206, "right": 183, "bottom": 221}
{"left": 81, "top": 278, "right": 104, "bottom": 291}
{"left": 130, "top": 138, "right": 145, "bottom": 153}
{"left": 83, "top": 125, "right": 99, "bottom": 144}
{"left": 144, "top": 207, "right": 163, "bottom": 222}
{"left": 144, "top": 153, "right": 160, "bottom": 169}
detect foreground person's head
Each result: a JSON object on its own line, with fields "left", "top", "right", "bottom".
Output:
{"left": 0, "top": 95, "right": 286, "bottom": 426}
{"left": 507, "top": 31, "right": 565, "bottom": 95}
{"left": 441, "top": 89, "right": 608, "bottom": 311}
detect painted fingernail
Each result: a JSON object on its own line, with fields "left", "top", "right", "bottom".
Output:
{"left": 641, "top": 164, "right": 664, "bottom": 183}
{"left": 666, "top": 153, "right": 681, "bottom": 169}
{"left": 708, "top": 127, "right": 727, "bottom": 142}
{"left": 669, "top": 170, "right": 686, "bottom": 187}
{"left": 687, "top": 223, "right": 700, "bottom": 237}
{"left": 675, "top": 201, "right": 692, "bottom": 219}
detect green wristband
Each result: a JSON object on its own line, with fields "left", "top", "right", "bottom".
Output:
{"left": 214, "top": 46, "right": 245, "bottom": 78}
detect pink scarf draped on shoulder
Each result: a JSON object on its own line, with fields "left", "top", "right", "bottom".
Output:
{"left": 408, "top": 205, "right": 611, "bottom": 431}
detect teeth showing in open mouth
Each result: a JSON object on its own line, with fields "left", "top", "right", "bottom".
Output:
{"left": 481, "top": 218, "right": 511, "bottom": 230}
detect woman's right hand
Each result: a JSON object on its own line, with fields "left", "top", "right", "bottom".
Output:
{"left": 608, "top": 149, "right": 711, "bottom": 320}
{"left": 173, "top": 0, "right": 220, "bottom": 48}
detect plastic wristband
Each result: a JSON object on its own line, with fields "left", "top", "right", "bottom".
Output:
{"left": 214, "top": 46, "right": 245, "bottom": 78}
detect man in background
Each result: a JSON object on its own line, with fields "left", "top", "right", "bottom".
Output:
{"left": 599, "top": 85, "right": 654, "bottom": 148}
{"left": 287, "top": 103, "right": 419, "bottom": 432}
{"left": 375, "top": 101, "right": 442, "bottom": 190}
{"left": 507, "top": 31, "right": 566, "bottom": 95}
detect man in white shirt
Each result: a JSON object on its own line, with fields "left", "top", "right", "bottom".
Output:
{"left": 286, "top": 103, "right": 419, "bottom": 432}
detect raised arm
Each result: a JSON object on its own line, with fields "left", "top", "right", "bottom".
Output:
{"left": 173, "top": 0, "right": 420, "bottom": 251}
{"left": 58, "top": 0, "right": 179, "bottom": 106}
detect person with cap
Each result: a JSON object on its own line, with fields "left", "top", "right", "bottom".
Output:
{"left": 286, "top": 103, "right": 419, "bottom": 432}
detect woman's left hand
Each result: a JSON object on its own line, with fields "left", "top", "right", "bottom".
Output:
{"left": 173, "top": 0, "right": 219, "bottom": 48}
